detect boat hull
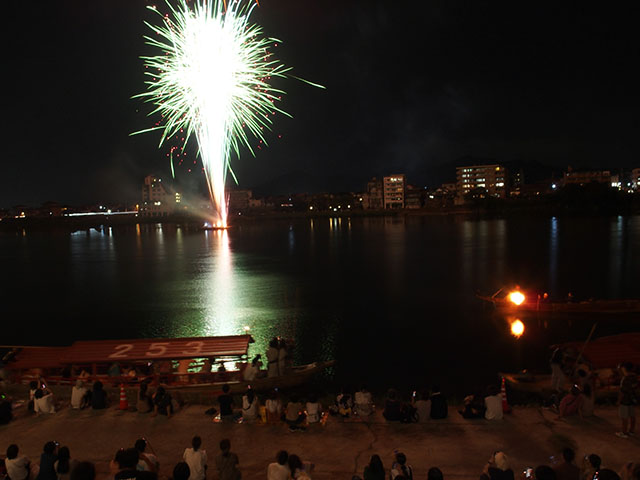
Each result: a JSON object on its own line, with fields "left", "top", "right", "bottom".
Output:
{"left": 477, "top": 295, "right": 640, "bottom": 314}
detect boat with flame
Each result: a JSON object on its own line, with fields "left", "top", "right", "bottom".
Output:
{"left": 477, "top": 287, "right": 640, "bottom": 314}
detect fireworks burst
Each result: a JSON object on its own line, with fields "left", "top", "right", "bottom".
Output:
{"left": 133, "top": 0, "right": 292, "bottom": 227}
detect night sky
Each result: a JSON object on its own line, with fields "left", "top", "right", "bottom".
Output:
{"left": 3, "top": 1, "right": 640, "bottom": 207}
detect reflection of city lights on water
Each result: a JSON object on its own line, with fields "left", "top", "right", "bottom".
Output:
{"left": 508, "top": 290, "right": 525, "bottom": 306}
{"left": 510, "top": 319, "right": 525, "bottom": 337}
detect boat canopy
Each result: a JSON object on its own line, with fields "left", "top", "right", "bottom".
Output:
{"left": 563, "top": 333, "right": 640, "bottom": 369}
{"left": 7, "top": 347, "right": 66, "bottom": 370}
{"left": 6, "top": 335, "right": 253, "bottom": 369}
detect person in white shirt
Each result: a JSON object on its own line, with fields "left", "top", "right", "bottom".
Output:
{"left": 34, "top": 388, "right": 55, "bottom": 414}
{"left": 5, "top": 444, "right": 30, "bottom": 480}
{"left": 135, "top": 438, "right": 159, "bottom": 472}
{"left": 242, "top": 355, "right": 262, "bottom": 382}
{"left": 305, "top": 394, "right": 322, "bottom": 424}
{"left": 183, "top": 436, "right": 207, "bottom": 480}
{"left": 71, "top": 380, "right": 89, "bottom": 409}
{"left": 484, "top": 385, "right": 503, "bottom": 420}
{"left": 266, "top": 339, "right": 279, "bottom": 378}
{"left": 265, "top": 390, "right": 283, "bottom": 423}
{"left": 241, "top": 389, "right": 259, "bottom": 422}
{"left": 390, "top": 452, "right": 412, "bottom": 480}
{"left": 412, "top": 390, "right": 431, "bottom": 423}
{"left": 267, "top": 450, "right": 290, "bottom": 480}
{"left": 354, "top": 386, "right": 374, "bottom": 416}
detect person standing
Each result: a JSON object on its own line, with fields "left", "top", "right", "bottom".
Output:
{"left": 183, "top": 436, "right": 207, "bottom": 480}
{"left": 266, "top": 339, "right": 279, "bottom": 378}
{"left": 214, "top": 439, "right": 240, "bottom": 480}
{"left": 615, "top": 362, "right": 638, "bottom": 438}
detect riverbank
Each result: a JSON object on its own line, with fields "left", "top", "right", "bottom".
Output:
{"left": 1, "top": 401, "right": 637, "bottom": 480}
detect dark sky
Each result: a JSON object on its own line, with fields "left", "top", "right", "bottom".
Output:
{"left": 3, "top": 1, "right": 640, "bottom": 207}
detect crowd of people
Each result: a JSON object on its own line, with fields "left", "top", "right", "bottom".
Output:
{"left": 548, "top": 359, "right": 638, "bottom": 439}
{"left": 2, "top": 440, "right": 639, "bottom": 480}
{"left": 1, "top": 437, "right": 242, "bottom": 480}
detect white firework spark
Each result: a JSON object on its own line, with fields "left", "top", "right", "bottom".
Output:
{"left": 134, "top": 0, "right": 291, "bottom": 227}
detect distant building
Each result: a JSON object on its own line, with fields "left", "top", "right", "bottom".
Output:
{"left": 563, "top": 168, "right": 611, "bottom": 186}
{"left": 509, "top": 169, "right": 525, "bottom": 197}
{"left": 365, "top": 177, "right": 383, "bottom": 210}
{"left": 383, "top": 174, "right": 406, "bottom": 209}
{"left": 140, "top": 175, "right": 181, "bottom": 217}
{"left": 632, "top": 168, "right": 640, "bottom": 190}
{"left": 405, "top": 184, "right": 423, "bottom": 209}
{"left": 441, "top": 182, "right": 456, "bottom": 193}
{"left": 228, "top": 189, "right": 253, "bottom": 212}
{"left": 456, "top": 164, "right": 507, "bottom": 200}
{"left": 41, "top": 201, "right": 65, "bottom": 217}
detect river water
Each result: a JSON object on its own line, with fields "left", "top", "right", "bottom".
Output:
{"left": 2, "top": 215, "right": 639, "bottom": 394}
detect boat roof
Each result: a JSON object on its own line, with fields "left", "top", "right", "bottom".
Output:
{"left": 5, "top": 347, "right": 66, "bottom": 369}
{"left": 7, "top": 335, "right": 252, "bottom": 369}
{"left": 563, "top": 333, "right": 640, "bottom": 369}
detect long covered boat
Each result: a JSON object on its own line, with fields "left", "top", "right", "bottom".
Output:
{"left": 1, "top": 334, "right": 334, "bottom": 393}
{"left": 477, "top": 287, "right": 640, "bottom": 314}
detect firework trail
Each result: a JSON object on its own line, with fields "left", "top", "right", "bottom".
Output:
{"left": 134, "top": 0, "right": 293, "bottom": 227}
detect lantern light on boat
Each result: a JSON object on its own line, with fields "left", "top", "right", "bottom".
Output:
{"left": 508, "top": 290, "right": 525, "bottom": 306}
{"left": 510, "top": 319, "right": 525, "bottom": 337}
